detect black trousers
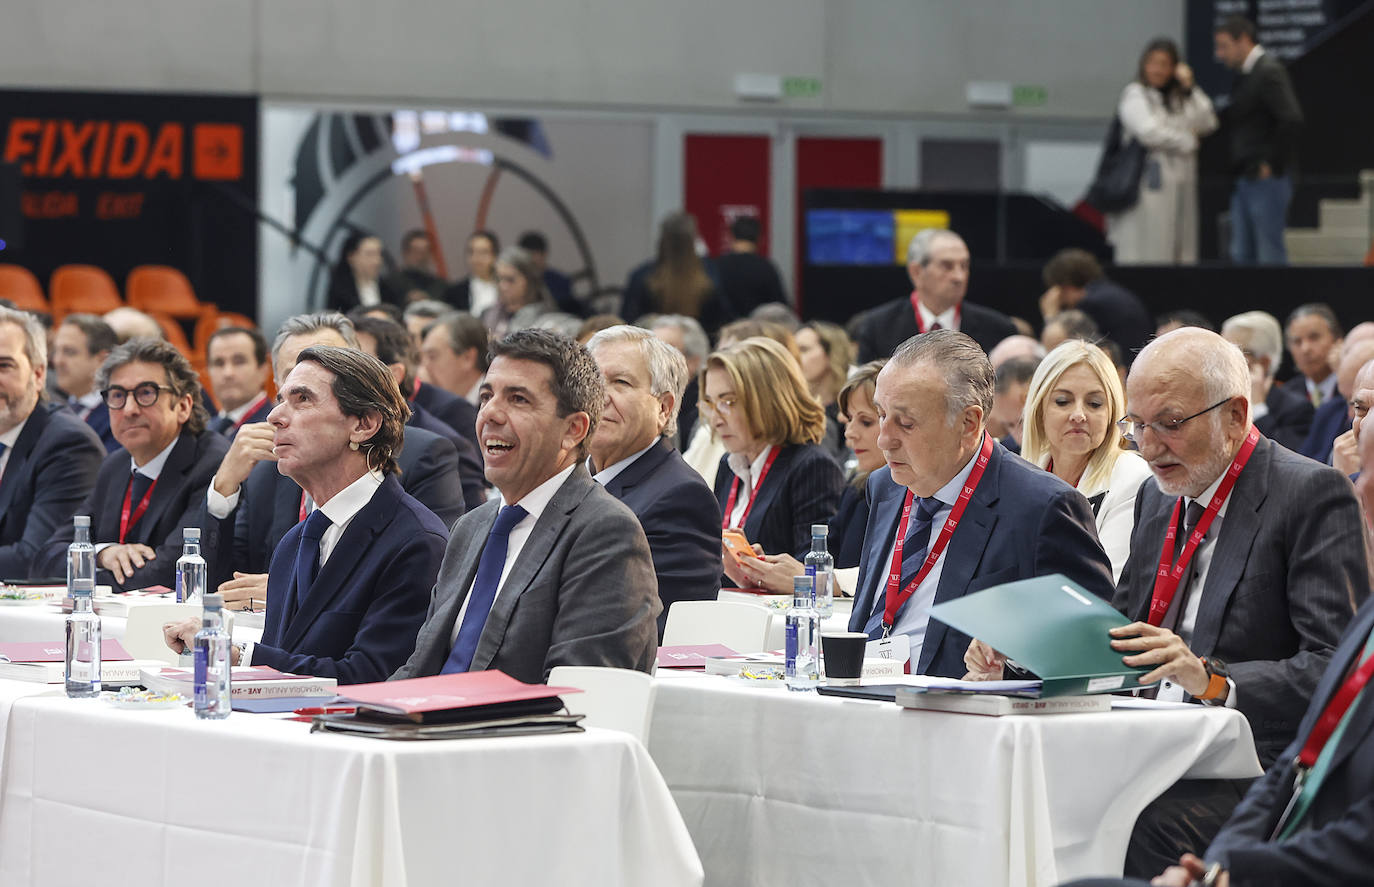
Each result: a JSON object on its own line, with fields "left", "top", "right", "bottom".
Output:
{"left": 1121, "top": 777, "right": 1255, "bottom": 879}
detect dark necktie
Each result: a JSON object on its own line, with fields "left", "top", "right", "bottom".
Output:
{"left": 441, "top": 504, "right": 529, "bottom": 674}
{"left": 928, "top": 321, "right": 942, "bottom": 332}
{"left": 1160, "top": 499, "right": 1207, "bottom": 632}
{"left": 288, "top": 509, "right": 332, "bottom": 621}
{"left": 209, "top": 414, "right": 236, "bottom": 436}
{"left": 129, "top": 471, "right": 154, "bottom": 512}
{"left": 866, "top": 496, "right": 943, "bottom": 637}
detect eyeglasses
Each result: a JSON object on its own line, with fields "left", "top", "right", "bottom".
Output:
{"left": 101, "top": 382, "right": 176, "bottom": 410}
{"left": 699, "top": 394, "right": 739, "bottom": 417}
{"left": 1116, "top": 397, "right": 1232, "bottom": 443}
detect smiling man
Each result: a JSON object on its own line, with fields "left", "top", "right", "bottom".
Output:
{"left": 1106, "top": 326, "right": 1366, "bottom": 876}
{"left": 393, "top": 329, "right": 659, "bottom": 683}
{"left": 36, "top": 338, "right": 228, "bottom": 590}
{"left": 845, "top": 330, "right": 1113, "bottom": 676}
{"left": 585, "top": 325, "right": 721, "bottom": 638}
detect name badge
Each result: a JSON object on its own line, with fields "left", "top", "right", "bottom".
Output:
{"left": 866, "top": 634, "right": 910, "bottom": 668}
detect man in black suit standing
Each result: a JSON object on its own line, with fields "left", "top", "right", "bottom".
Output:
{"left": 0, "top": 306, "right": 106, "bottom": 577}
{"left": 1062, "top": 417, "right": 1374, "bottom": 887}
{"left": 51, "top": 313, "right": 118, "bottom": 452}
{"left": 1104, "top": 327, "right": 1365, "bottom": 876}
{"left": 855, "top": 228, "right": 1015, "bottom": 363}
{"left": 205, "top": 326, "right": 273, "bottom": 436}
{"left": 1214, "top": 14, "right": 1303, "bottom": 265}
{"left": 35, "top": 338, "right": 229, "bottom": 590}
{"left": 586, "top": 325, "right": 722, "bottom": 638}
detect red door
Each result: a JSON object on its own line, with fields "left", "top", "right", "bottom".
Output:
{"left": 795, "top": 137, "right": 883, "bottom": 313}
{"left": 683, "top": 134, "right": 772, "bottom": 258}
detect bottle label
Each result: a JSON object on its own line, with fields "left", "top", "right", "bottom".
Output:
{"left": 176, "top": 571, "right": 185, "bottom": 604}
{"left": 805, "top": 565, "right": 816, "bottom": 576}
{"left": 785, "top": 620, "right": 799, "bottom": 674}
{"left": 194, "top": 646, "right": 208, "bottom": 706}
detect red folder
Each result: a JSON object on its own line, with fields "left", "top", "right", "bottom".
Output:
{"left": 338, "top": 670, "right": 580, "bottom": 715}
{"left": 656, "top": 644, "right": 738, "bottom": 669}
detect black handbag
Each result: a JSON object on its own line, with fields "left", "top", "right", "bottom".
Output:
{"left": 1085, "top": 115, "right": 1147, "bottom": 213}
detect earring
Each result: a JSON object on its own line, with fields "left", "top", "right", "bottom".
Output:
{"left": 349, "top": 441, "right": 359, "bottom": 451}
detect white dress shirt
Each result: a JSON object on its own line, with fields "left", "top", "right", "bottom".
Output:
{"left": 725, "top": 446, "right": 774, "bottom": 529}
{"left": 356, "top": 279, "right": 381, "bottom": 307}
{"left": 589, "top": 441, "right": 656, "bottom": 487}
{"left": 1306, "top": 374, "right": 1338, "bottom": 408}
{"left": 218, "top": 391, "right": 269, "bottom": 427}
{"left": 871, "top": 447, "right": 980, "bottom": 660}
{"left": 468, "top": 277, "right": 498, "bottom": 317}
{"left": 1241, "top": 44, "right": 1264, "bottom": 75}
{"left": 916, "top": 300, "right": 959, "bottom": 333}
{"left": 94, "top": 436, "right": 180, "bottom": 553}
{"left": 69, "top": 390, "right": 102, "bottom": 421}
{"left": 449, "top": 463, "right": 578, "bottom": 645}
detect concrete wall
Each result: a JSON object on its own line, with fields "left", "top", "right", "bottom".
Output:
{"left": 0, "top": 0, "right": 1182, "bottom": 119}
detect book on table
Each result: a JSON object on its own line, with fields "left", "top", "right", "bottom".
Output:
{"left": 140, "top": 665, "right": 337, "bottom": 698}
{"left": 310, "top": 670, "right": 585, "bottom": 739}
{"left": 0, "top": 639, "right": 163, "bottom": 685}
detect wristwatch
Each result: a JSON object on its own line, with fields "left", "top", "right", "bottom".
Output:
{"left": 1198, "top": 657, "right": 1230, "bottom": 706}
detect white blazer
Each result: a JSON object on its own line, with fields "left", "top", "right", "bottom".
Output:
{"left": 1079, "top": 450, "right": 1153, "bottom": 584}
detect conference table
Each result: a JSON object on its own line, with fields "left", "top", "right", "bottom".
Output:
{"left": 0, "top": 598, "right": 264, "bottom": 646}
{"left": 647, "top": 674, "right": 1263, "bottom": 887}
{"left": 0, "top": 678, "right": 703, "bottom": 887}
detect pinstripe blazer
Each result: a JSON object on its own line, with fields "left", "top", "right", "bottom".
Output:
{"left": 713, "top": 442, "right": 845, "bottom": 560}
{"left": 1113, "top": 434, "right": 1368, "bottom": 767}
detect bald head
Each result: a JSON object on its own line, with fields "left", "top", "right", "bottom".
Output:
{"left": 1133, "top": 327, "right": 1251, "bottom": 413}
{"left": 988, "top": 334, "right": 1046, "bottom": 368}
{"left": 1345, "top": 322, "right": 1374, "bottom": 350}
{"left": 1337, "top": 339, "right": 1374, "bottom": 404}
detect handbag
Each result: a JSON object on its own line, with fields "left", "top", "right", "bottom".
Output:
{"left": 1085, "top": 115, "right": 1147, "bottom": 213}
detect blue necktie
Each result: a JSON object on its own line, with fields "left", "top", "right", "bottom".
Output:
{"left": 441, "top": 504, "right": 529, "bottom": 674}
{"left": 210, "top": 414, "right": 235, "bottom": 436}
{"left": 289, "top": 509, "right": 332, "bottom": 620}
{"left": 866, "top": 496, "right": 942, "bottom": 638}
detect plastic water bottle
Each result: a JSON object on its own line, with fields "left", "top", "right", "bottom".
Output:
{"left": 804, "top": 523, "right": 835, "bottom": 618}
{"left": 176, "top": 527, "right": 207, "bottom": 605}
{"left": 65, "top": 584, "right": 100, "bottom": 697}
{"left": 785, "top": 575, "right": 820, "bottom": 690}
{"left": 66, "top": 514, "right": 95, "bottom": 596}
{"left": 194, "top": 593, "right": 232, "bottom": 719}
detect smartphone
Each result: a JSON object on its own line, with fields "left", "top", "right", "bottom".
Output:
{"left": 721, "top": 529, "right": 758, "bottom": 570}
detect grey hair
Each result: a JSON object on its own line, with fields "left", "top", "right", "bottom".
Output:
{"left": 1222, "top": 311, "right": 1283, "bottom": 380}
{"left": 1199, "top": 338, "right": 1253, "bottom": 418}
{"left": 272, "top": 312, "right": 359, "bottom": 371}
{"left": 649, "top": 314, "right": 709, "bottom": 361}
{"left": 586, "top": 324, "right": 691, "bottom": 428}
{"left": 906, "top": 228, "right": 964, "bottom": 266}
{"left": 529, "top": 312, "right": 584, "bottom": 338}
{"left": 402, "top": 299, "right": 451, "bottom": 322}
{"left": 0, "top": 306, "right": 49, "bottom": 395}
{"left": 890, "top": 329, "right": 995, "bottom": 425}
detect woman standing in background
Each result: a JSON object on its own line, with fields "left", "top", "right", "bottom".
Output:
{"left": 1108, "top": 38, "right": 1218, "bottom": 264}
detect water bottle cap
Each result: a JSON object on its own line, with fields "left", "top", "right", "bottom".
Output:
{"left": 71, "top": 585, "right": 93, "bottom": 597}
{"left": 184, "top": 527, "right": 201, "bottom": 542}
{"left": 793, "top": 576, "right": 813, "bottom": 592}
{"left": 811, "top": 524, "right": 827, "bottom": 536}
{"left": 202, "top": 593, "right": 223, "bottom": 610}
{"left": 74, "top": 515, "right": 90, "bottom": 528}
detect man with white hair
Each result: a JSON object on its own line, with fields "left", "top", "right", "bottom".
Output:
{"left": 1221, "top": 311, "right": 1312, "bottom": 450}
{"left": 854, "top": 228, "right": 1016, "bottom": 363}
{"left": 650, "top": 314, "right": 710, "bottom": 443}
{"left": 1108, "top": 327, "right": 1366, "bottom": 876}
{"left": 586, "top": 325, "right": 722, "bottom": 637}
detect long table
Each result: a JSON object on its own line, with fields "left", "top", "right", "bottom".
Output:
{"left": 0, "top": 681, "right": 703, "bottom": 887}
{"left": 647, "top": 675, "right": 1262, "bottom": 887}
{"left": 0, "top": 600, "right": 264, "bottom": 645}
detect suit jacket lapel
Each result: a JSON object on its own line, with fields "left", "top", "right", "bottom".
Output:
{"left": 1190, "top": 439, "right": 1270, "bottom": 657}
{"left": 423, "top": 504, "right": 497, "bottom": 668}
{"left": 0, "top": 404, "right": 49, "bottom": 519}
{"left": 1128, "top": 487, "right": 1176, "bottom": 622}
{"left": 742, "top": 445, "right": 796, "bottom": 540}
{"left": 604, "top": 437, "right": 670, "bottom": 498}
{"left": 470, "top": 469, "right": 593, "bottom": 671}
{"left": 132, "top": 432, "right": 196, "bottom": 543}
{"left": 848, "top": 472, "right": 906, "bottom": 632}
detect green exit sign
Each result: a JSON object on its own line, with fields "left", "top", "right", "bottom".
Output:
{"left": 784, "top": 76, "right": 823, "bottom": 98}
{"left": 1013, "top": 84, "right": 1049, "bottom": 107}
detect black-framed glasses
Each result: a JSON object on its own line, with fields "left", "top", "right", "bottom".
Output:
{"left": 101, "top": 382, "right": 176, "bottom": 410}
{"left": 1116, "top": 397, "right": 1233, "bottom": 443}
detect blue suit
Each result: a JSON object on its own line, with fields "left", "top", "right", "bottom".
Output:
{"left": 408, "top": 401, "right": 487, "bottom": 513}
{"left": 0, "top": 403, "right": 106, "bottom": 577}
{"left": 253, "top": 474, "right": 447, "bottom": 684}
{"left": 847, "top": 442, "right": 1115, "bottom": 678}
{"left": 1299, "top": 397, "right": 1348, "bottom": 464}
{"left": 81, "top": 401, "right": 119, "bottom": 453}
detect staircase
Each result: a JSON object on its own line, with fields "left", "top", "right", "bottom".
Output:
{"left": 1284, "top": 170, "right": 1374, "bottom": 265}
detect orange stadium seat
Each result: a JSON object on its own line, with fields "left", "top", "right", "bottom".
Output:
{"left": 126, "top": 265, "right": 205, "bottom": 320}
{"left": 49, "top": 264, "right": 122, "bottom": 321}
{"left": 0, "top": 264, "right": 49, "bottom": 314}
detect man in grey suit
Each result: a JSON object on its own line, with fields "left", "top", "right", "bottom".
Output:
{"left": 393, "top": 329, "right": 660, "bottom": 684}
{"left": 1109, "top": 327, "right": 1367, "bottom": 876}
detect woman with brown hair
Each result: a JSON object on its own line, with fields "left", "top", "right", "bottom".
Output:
{"left": 621, "top": 212, "right": 733, "bottom": 334}
{"left": 796, "top": 320, "right": 856, "bottom": 461}
{"left": 704, "top": 338, "right": 844, "bottom": 585}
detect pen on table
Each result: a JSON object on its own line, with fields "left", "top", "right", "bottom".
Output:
{"left": 293, "top": 706, "right": 357, "bottom": 716}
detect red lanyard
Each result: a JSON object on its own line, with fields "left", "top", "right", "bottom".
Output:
{"left": 1147, "top": 425, "right": 1260, "bottom": 625}
{"left": 883, "top": 433, "right": 993, "bottom": 629}
{"left": 232, "top": 393, "right": 270, "bottom": 431}
{"left": 118, "top": 475, "right": 158, "bottom": 544}
{"left": 722, "top": 445, "right": 780, "bottom": 530}
{"left": 299, "top": 491, "right": 310, "bottom": 523}
{"left": 909, "top": 292, "right": 961, "bottom": 334}
{"left": 1296, "top": 647, "right": 1374, "bottom": 770}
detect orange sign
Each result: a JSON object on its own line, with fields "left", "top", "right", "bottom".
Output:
{"left": 2, "top": 118, "right": 244, "bottom": 181}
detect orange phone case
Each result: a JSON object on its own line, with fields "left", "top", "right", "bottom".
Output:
{"left": 722, "top": 530, "right": 757, "bottom": 570}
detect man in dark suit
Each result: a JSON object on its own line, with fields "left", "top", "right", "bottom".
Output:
{"left": 1104, "top": 327, "right": 1365, "bottom": 876}
{"left": 418, "top": 311, "right": 487, "bottom": 437}
{"left": 585, "top": 325, "right": 722, "bottom": 638}
{"left": 1040, "top": 248, "right": 1152, "bottom": 360}
{"left": 35, "top": 338, "right": 229, "bottom": 590}
{"left": 0, "top": 307, "right": 106, "bottom": 577}
{"left": 1221, "top": 311, "right": 1313, "bottom": 451}
{"left": 713, "top": 216, "right": 786, "bottom": 318}
{"left": 394, "top": 329, "right": 660, "bottom": 684}
{"left": 205, "top": 326, "right": 273, "bottom": 435}
{"left": 167, "top": 346, "right": 447, "bottom": 682}
{"left": 1299, "top": 338, "right": 1374, "bottom": 465}
{"left": 1062, "top": 422, "right": 1374, "bottom": 887}
{"left": 1214, "top": 14, "right": 1303, "bottom": 265}
{"left": 846, "top": 330, "right": 1114, "bottom": 677}
{"left": 51, "top": 313, "right": 119, "bottom": 452}
{"left": 855, "top": 228, "right": 1016, "bottom": 363}
{"left": 1280, "top": 304, "right": 1342, "bottom": 409}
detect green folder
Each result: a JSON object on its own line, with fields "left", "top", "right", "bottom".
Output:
{"left": 927, "top": 573, "right": 1150, "bottom": 697}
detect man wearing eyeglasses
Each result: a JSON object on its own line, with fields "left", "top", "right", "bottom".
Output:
{"left": 35, "top": 338, "right": 228, "bottom": 591}
{"left": 1107, "top": 326, "right": 1366, "bottom": 877}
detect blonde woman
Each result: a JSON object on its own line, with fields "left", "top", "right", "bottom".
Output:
{"left": 796, "top": 320, "right": 857, "bottom": 462}
{"left": 1021, "top": 339, "right": 1151, "bottom": 581}
{"left": 704, "top": 338, "right": 844, "bottom": 586}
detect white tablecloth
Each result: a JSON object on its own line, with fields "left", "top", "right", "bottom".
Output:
{"left": 0, "top": 684, "right": 702, "bottom": 887}
{"left": 0, "top": 602, "right": 263, "bottom": 645}
{"left": 648, "top": 676, "right": 1261, "bottom": 887}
